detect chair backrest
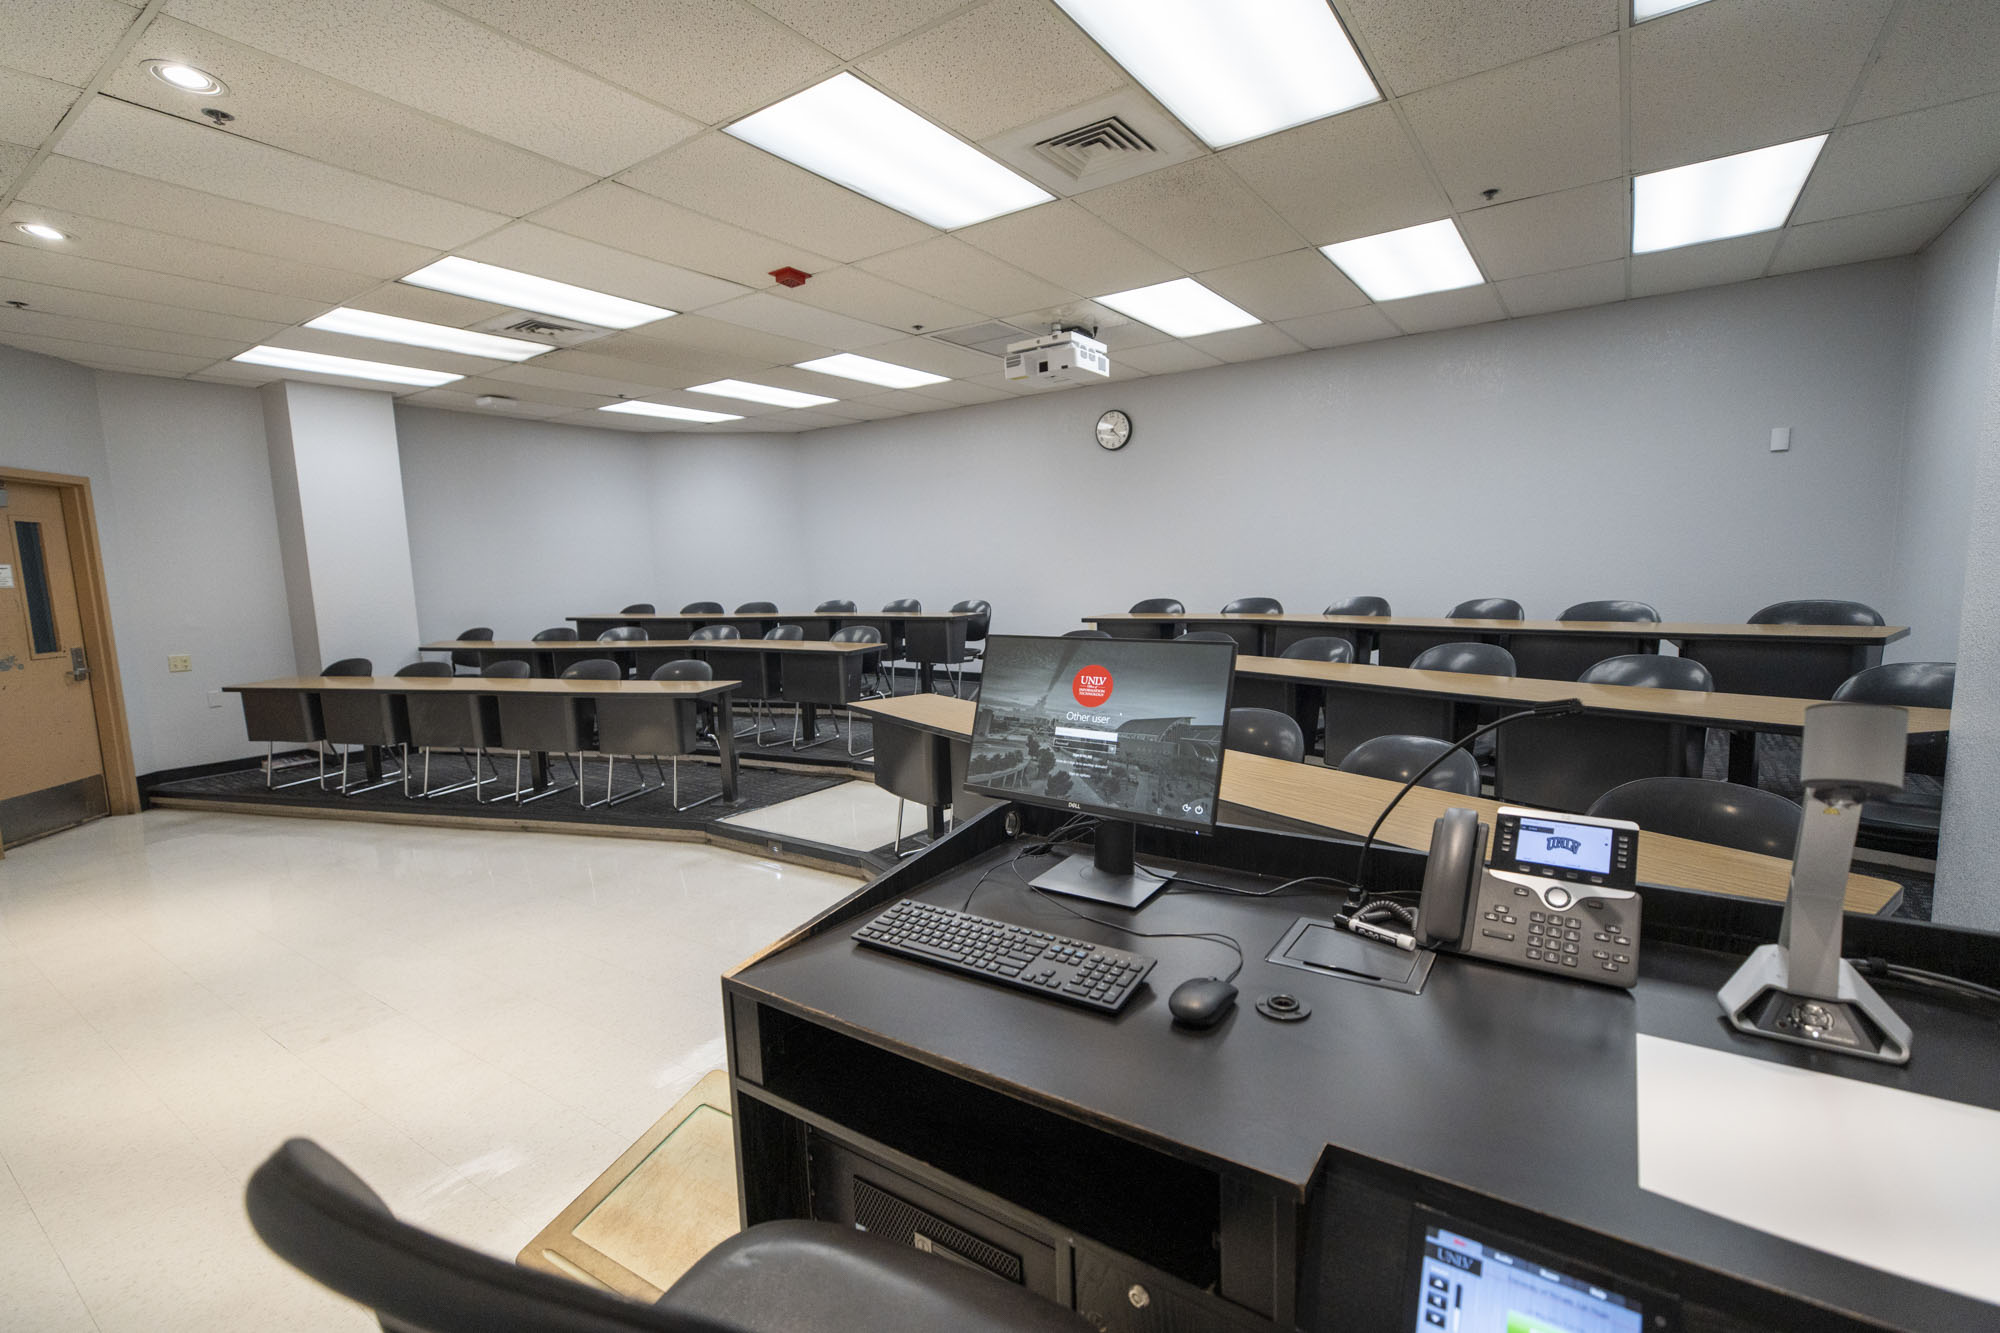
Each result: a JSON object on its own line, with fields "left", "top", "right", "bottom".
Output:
{"left": 1324, "top": 596, "right": 1390, "bottom": 617}
{"left": 598, "top": 626, "right": 649, "bottom": 642}
{"left": 651, "top": 659, "right": 713, "bottom": 681}
{"left": 1579, "top": 654, "right": 1712, "bottom": 691}
{"left": 1748, "top": 599, "right": 1884, "bottom": 626}
{"left": 1588, "top": 777, "right": 1803, "bottom": 859}
{"left": 482, "top": 661, "right": 531, "bottom": 679}
{"left": 1222, "top": 596, "right": 1283, "bottom": 615}
{"left": 1560, "top": 600, "right": 1659, "bottom": 623}
{"left": 456, "top": 626, "right": 495, "bottom": 642}
{"left": 736, "top": 601, "right": 778, "bottom": 614}
{"left": 620, "top": 603, "right": 656, "bottom": 615}
{"left": 1834, "top": 662, "right": 1955, "bottom": 777}
{"left": 561, "top": 659, "right": 624, "bottom": 680}
{"left": 396, "top": 662, "right": 453, "bottom": 677}
{"left": 1177, "top": 630, "right": 1239, "bottom": 645}
{"left": 1063, "top": 629, "right": 1113, "bottom": 639}
{"left": 1224, "top": 708, "right": 1306, "bottom": 762}
{"left": 815, "top": 599, "right": 857, "bottom": 613}
{"left": 689, "top": 624, "right": 741, "bottom": 641}
{"left": 532, "top": 627, "right": 579, "bottom": 642}
{"left": 1338, "top": 735, "right": 1481, "bottom": 796}
{"left": 1449, "top": 598, "right": 1523, "bottom": 620}
{"left": 681, "top": 602, "right": 725, "bottom": 615}
{"left": 1278, "top": 636, "right": 1354, "bottom": 663}
{"left": 322, "top": 658, "right": 372, "bottom": 676}
{"left": 765, "top": 624, "right": 805, "bottom": 641}
{"left": 951, "top": 599, "right": 992, "bottom": 641}
{"left": 246, "top": 1139, "right": 736, "bottom": 1333}
{"left": 1129, "top": 598, "right": 1185, "bottom": 615}
{"left": 1410, "top": 641, "right": 1517, "bottom": 676}
{"left": 883, "top": 598, "right": 923, "bottom": 612}
{"left": 830, "top": 625, "right": 881, "bottom": 644}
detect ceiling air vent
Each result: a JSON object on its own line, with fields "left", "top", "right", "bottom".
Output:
{"left": 1031, "top": 116, "right": 1155, "bottom": 181}
{"left": 471, "top": 311, "right": 615, "bottom": 348}
{"left": 986, "top": 91, "right": 1203, "bottom": 195}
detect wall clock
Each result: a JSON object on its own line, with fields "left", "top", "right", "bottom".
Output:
{"left": 1095, "top": 409, "right": 1132, "bottom": 451}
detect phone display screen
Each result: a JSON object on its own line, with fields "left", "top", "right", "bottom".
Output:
{"left": 1513, "top": 818, "right": 1614, "bottom": 875}
{"left": 1412, "top": 1223, "right": 1647, "bottom": 1333}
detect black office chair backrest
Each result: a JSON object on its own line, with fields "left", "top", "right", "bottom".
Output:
{"left": 736, "top": 601, "right": 779, "bottom": 614}
{"left": 1449, "top": 598, "right": 1523, "bottom": 620}
{"left": 562, "top": 659, "right": 623, "bottom": 681}
{"left": 621, "top": 603, "right": 656, "bottom": 615}
{"left": 455, "top": 626, "right": 495, "bottom": 642}
{"left": 598, "top": 626, "right": 649, "bottom": 642}
{"left": 1177, "top": 630, "right": 1239, "bottom": 645}
{"left": 1579, "top": 654, "right": 1712, "bottom": 691}
{"left": 1222, "top": 597, "right": 1282, "bottom": 615}
{"left": 482, "top": 661, "right": 531, "bottom": 679}
{"left": 1834, "top": 662, "right": 1955, "bottom": 776}
{"left": 1129, "top": 598, "right": 1185, "bottom": 615}
{"left": 322, "top": 658, "right": 372, "bottom": 676}
{"left": 1278, "top": 636, "right": 1354, "bottom": 662}
{"left": 1410, "top": 642, "right": 1517, "bottom": 676}
{"left": 1063, "top": 629, "right": 1113, "bottom": 639}
{"left": 1589, "top": 777, "right": 1803, "bottom": 859}
{"left": 1324, "top": 596, "right": 1390, "bottom": 617}
{"left": 883, "top": 598, "right": 923, "bottom": 612}
{"left": 681, "top": 602, "right": 725, "bottom": 615}
{"left": 1748, "top": 599, "right": 1885, "bottom": 626}
{"left": 1224, "top": 708, "right": 1306, "bottom": 762}
{"left": 830, "top": 625, "right": 881, "bottom": 644}
{"left": 815, "top": 599, "right": 857, "bottom": 613}
{"left": 396, "top": 662, "right": 453, "bottom": 677}
{"left": 765, "top": 624, "right": 805, "bottom": 641}
{"left": 1560, "top": 600, "right": 1659, "bottom": 623}
{"left": 952, "top": 599, "right": 992, "bottom": 641}
{"left": 651, "top": 660, "right": 713, "bottom": 682}
{"left": 533, "top": 627, "right": 579, "bottom": 642}
{"left": 1338, "top": 735, "right": 1481, "bottom": 796}
{"left": 689, "top": 624, "right": 741, "bottom": 640}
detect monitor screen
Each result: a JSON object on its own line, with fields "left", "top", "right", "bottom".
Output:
{"left": 1411, "top": 1223, "right": 1648, "bottom": 1333}
{"left": 1512, "top": 817, "right": 1615, "bottom": 875}
{"left": 967, "top": 635, "right": 1234, "bottom": 833}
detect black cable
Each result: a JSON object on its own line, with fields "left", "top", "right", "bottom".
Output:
{"left": 1850, "top": 956, "right": 2000, "bottom": 1007}
{"left": 961, "top": 813, "right": 1098, "bottom": 911}
{"left": 1007, "top": 854, "right": 1246, "bottom": 983}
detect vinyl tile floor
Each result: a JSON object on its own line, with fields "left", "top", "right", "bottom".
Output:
{"left": 0, "top": 810, "right": 860, "bottom": 1331}
{"left": 718, "top": 779, "right": 913, "bottom": 853}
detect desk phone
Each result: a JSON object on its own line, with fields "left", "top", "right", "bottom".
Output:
{"left": 1415, "top": 807, "right": 1643, "bottom": 989}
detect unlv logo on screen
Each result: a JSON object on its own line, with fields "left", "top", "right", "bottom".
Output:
{"left": 1072, "top": 666, "right": 1113, "bottom": 707}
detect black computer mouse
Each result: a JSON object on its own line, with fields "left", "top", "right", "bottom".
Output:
{"left": 1168, "top": 977, "right": 1238, "bottom": 1029}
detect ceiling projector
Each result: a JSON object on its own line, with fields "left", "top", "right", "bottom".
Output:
{"left": 1004, "top": 329, "right": 1110, "bottom": 386}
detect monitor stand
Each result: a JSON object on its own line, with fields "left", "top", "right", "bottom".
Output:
{"left": 1030, "top": 820, "right": 1168, "bottom": 910}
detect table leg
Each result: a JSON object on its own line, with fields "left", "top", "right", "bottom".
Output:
{"left": 800, "top": 702, "right": 821, "bottom": 743}
{"left": 1726, "top": 729, "right": 1760, "bottom": 787}
{"left": 365, "top": 744, "right": 384, "bottom": 782}
{"left": 916, "top": 660, "right": 935, "bottom": 692}
{"left": 533, "top": 750, "right": 551, "bottom": 789}
{"left": 716, "top": 696, "right": 739, "bottom": 801}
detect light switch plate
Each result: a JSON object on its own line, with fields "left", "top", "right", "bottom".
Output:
{"left": 1770, "top": 426, "right": 1791, "bottom": 452}
{"left": 168, "top": 654, "right": 192, "bottom": 672}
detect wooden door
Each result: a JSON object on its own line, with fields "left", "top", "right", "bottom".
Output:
{"left": 0, "top": 480, "right": 108, "bottom": 843}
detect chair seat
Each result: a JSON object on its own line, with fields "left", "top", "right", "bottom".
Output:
{"left": 662, "top": 1220, "right": 1090, "bottom": 1333}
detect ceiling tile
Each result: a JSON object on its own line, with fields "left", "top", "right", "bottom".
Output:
{"left": 19, "top": 156, "right": 439, "bottom": 277}
{"left": 1196, "top": 249, "right": 1367, "bottom": 322}
{"left": 1379, "top": 284, "right": 1506, "bottom": 335}
{"left": 496, "top": 354, "right": 684, "bottom": 399}
{"left": 1338, "top": 0, "right": 1615, "bottom": 96}
{"left": 1629, "top": 0, "right": 1894, "bottom": 173}
{"left": 1275, "top": 305, "right": 1400, "bottom": 349}
{"left": 263, "top": 327, "right": 504, "bottom": 376}
{"left": 1072, "top": 156, "right": 1302, "bottom": 273}
{"left": 1402, "top": 36, "right": 1623, "bottom": 212}
{"left": 1459, "top": 179, "right": 1627, "bottom": 281}
{"left": 1222, "top": 102, "right": 1449, "bottom": 246}
{"left": 457, "top": 223, "right": 752, "bottom": 314}
{"left": 426, "top": 374, "right": 607, "bottom": 411}
{"left": 858, "top": 0, "right": 1127, "bottom": 140}
{"left": 0, "top": 66, "right": 79, "bottom": 144}
{"left": 532, "top": 182, "right": 837, "bottom": 291}
{"left": 768, "top": 263, "right": 983, "bottom": 332}
{"left": 578, "top": 329, "right": 759, "bottom": 382}
{"left": 901, "top": 378, "right": 1010, "bottom": 405}
{"left": 617, "top": 134, "right": 936, "bottom": 265}
{"left": 0, "top": 332, "right": 213, "bottom": 374}
{"left": 0, "top": 302, "right": 247, "bottom": 360}
{"left": 57, "top": 98, "right": 507, "bottom": 248}
{"left": 401, "top": 386, "right": 572, "bottom": 419}
{"left": 1494, "top": 260, "right": 1627, "bottom": 318}
{"left": 1629, "top": 232, "right": 1780, "bottom": 298}
{"left": 1, "top": 140, "right": 34, "bottom": 194}
{"left": 700, "top": 290, "right": 904, "bottom": 349}
{"left": 1850, "top": 0, "right": 2000, "bottom": 122}
{"left": 1770, "top": 196, "right": 1969, "bottom": 274}
{"left": 3, "top": 0, "right": 137, "bottom": 85}
{"left": 164, "top": 0, "right": 699, "bottom": 174}
{"left": 618, "top": 313, "right": 828, "bottom": 368}
{"left": 854, "top": 333, "right": 1002, "bottom": 377}
{"left": 1184, "top": 323, "right": 1305, "bottom": 363}
{"left": 106, "top": 17, "right": 596, "bottom": 215}
{"left": 1794, "top": 92, "right": 2000, "bottom": 223}
{"left": 1002, "top": 298, "right": 1169, "bottom": 348}
{"left": 807, "top": 395, "right": 912, "bottom": 420}
{"left": 858, "top": 235, "right": 1073, "bottom": 313}
{"left": 748, "top": 0, "right": 969, "bottom": 60}
{"left": 0, "top": 274, "right": 283, "bottom": 342}
{"left": 956, "top": 199, "right": 1178, "bottom": 296}
{"left": 0, "top": 241, "right": 326, "bottom": 323}
{"left": 1115, "top": 340, "right": 1222, "bottom": 375}
{"left": 439, "top": 0, "right": 837, "bottom": 123}
{"left": 345, "top": 280, "right": 513, "bottom": 327}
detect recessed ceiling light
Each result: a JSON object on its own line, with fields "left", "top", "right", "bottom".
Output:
{"left": 1096, "top": 278, "right": 1260, "bottom": 338}
{"left": 1633, "top": 0, "right": 1713, "bottom": 20}
{"left": 145, "top": 60, "right": 226, "bottom": 95}
{"left": 794, "top": 353, "right": 947, "bottom": 389}
{"left": 232, "top": 345, "right": 461, "bottom": 387}
{"left": 724, "top": 73, "right": 1052, "bottom": 230}
{"left": 1052, "top": 0, "right": 1379, "bottom": 148}
{"left": 687, "top": 379, "right": 837, "bottom": 409}
{"left": 1632, "top": 135, "right": 1828, "bottom": 254}
{"left": 400, "top": 257, "right": 673, "bottom": 330}
{"left": 1319, "top": 219, "right": 1485, "bottom": 302}
{"left": 600, "top": 401, "right": 743, "bottom": 423}
{"left": 304, "top": 307, "right": 551, "bottom": 361}
{"left": 15, "top": 222, "right": 67, "bottom": 241}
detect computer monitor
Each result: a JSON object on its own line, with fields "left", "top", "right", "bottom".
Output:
{"left": 966, "top": 634, "right": 1235, "bottom": 908}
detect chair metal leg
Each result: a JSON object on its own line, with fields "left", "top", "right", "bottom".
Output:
{"left": 264, "top": 741, "right": 329, "bottom": 790}
{"left": 845, "top": 708, "right": 874, "bottom": 758}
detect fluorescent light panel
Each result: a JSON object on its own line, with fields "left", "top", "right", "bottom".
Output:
{"left": 305, "top": 307, "right": 551, "bottom": 361}
{"left": 400, "top": 257, "right": 673, "bottom": 330}
{"left": 1320, "top": 219, "right": 1484, "bottom": 302}
{"left": 600, "top": 401, "right": 742, "bottom": 423}
{"left": 232, "top": 345, "right": 461, "bottom": 387}
{"left": 1052, "top": 0, "right": 1379, "bottom": 148}
{"left": 1633, "top": 0, "right": 1713, "bottom": 20}
{"left": 1632, "top": 135, "right": 1827, "bottom": 254}
{"left": 725, "top": 73, "right": 1051, "bottom": 230}
{"left": 794, "top": 353, "right": 947, "bottom": 389}
{"left": 687, "top": 379, "right": 837, "bottom": 409}
{"left": 1096, "top": 277, "right": 1259, "bottom": 338}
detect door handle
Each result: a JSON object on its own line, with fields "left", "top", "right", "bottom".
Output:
{"left": 70, "top": 645, "right": 88, "bottom": 682}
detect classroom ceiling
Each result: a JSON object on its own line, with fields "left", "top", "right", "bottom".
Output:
{"left": 1, "top": 0, "right": 1997, "bottom": 434}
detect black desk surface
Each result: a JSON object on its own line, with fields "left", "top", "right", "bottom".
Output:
{"left": 731, "top": 830, "right": 2000, "bottom": 1331}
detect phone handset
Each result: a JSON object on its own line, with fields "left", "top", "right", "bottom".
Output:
{"left": 1415, "top": 807, "right": 1488, "bottom": 949}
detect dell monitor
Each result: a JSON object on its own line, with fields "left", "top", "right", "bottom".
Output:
{"left": 966, "top": 634, "right": 1235, "bottom": 908}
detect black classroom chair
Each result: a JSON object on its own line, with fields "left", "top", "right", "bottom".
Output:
{"left": 1588, "top": 777, "right": 1802, "bottom": 859}
{"left": 947, "top": 598, "right": 992, "bottom": 697}
{"left": 621, "top": 603, "right": 656, "bottom": 614}
{"left": 1338, "top": 734, "right": 1482, "bottom": 797}
{"left": 588, "top": 661, "right": 720, "bottom": 811}
{"left": 448, "top": 627, "right": 493, "bottom": 675}
{"left": 1496, "top": 652, "right": 1710, "bottom": 813}
{"left": 1224, "top": 707, "right": 1306, "bottom": 763}
{"left": 1833, "top": 662, "right": 1955, "bottom": 857}
{"left": 681, "top": 601, "right": 725, "bottom": 615}
{"left": 1509, "top": 601, "right": 1660, "bottom": 681}
{"left": 1378, "top": 599, "right": 1523, "bottom": 667}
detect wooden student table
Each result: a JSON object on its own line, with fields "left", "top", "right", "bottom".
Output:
{"left": 848, "top": 694, "right": 1900, "bottom": 914}
{"left": 568, "top": 609, "right": 973, "bottom": 691}
{"left": 228, "top": 675, "right": 743, "bottom": 801}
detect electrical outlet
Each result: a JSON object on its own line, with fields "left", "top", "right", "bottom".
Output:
{"left": 168, "top": 654, "right": 192, "bottom": 673}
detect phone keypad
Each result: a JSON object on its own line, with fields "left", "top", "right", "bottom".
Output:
{"left": 1467, "top": 876, "right": 1639, "bottom": 989}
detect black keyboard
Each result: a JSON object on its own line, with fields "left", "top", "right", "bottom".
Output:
{"left": 853, "top": 899, "right": 1157, "bottom": 1014}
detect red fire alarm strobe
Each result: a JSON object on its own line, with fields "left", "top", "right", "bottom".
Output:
{"left": 770, "top": 267, "right": 811, "bottom": 288}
